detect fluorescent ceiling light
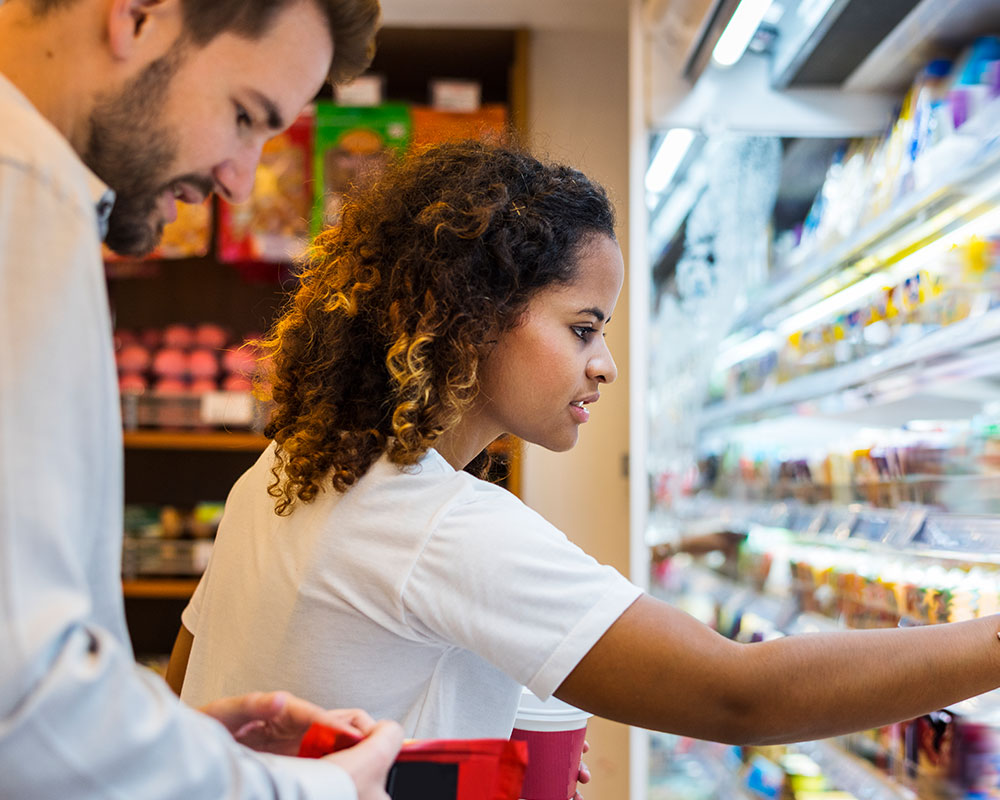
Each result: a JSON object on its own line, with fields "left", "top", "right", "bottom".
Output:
{"left": 645, "top": 128, "right": 695, "bottom": 194}
{"left": 712, "top": 0, "right": 773, "bottom": 68}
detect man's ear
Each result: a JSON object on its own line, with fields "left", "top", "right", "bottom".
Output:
{"left": 106, "top": 0, "right": 182, "bottom": 62}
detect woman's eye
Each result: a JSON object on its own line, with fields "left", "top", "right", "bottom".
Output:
{"left": 572, "top": 326, "right": 596, "bottom": 341}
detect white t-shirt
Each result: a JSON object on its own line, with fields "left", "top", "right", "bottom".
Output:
{"left": 182, "top": 446, "right": 642, "bottom": 738}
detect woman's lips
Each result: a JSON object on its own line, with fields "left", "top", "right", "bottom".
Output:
{"left": 569, "top": 400, "right": 591, "bottom": 423}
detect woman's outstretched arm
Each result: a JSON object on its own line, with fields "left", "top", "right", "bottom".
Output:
{"left": 556, "top": 594, "right": 1000, "bottom": 745}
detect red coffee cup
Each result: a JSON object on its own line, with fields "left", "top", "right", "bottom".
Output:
{"left": 509, "top": 688, "right": 591, "bottom": 800}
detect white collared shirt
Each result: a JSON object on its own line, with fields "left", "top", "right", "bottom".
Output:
{"left": 0, "top": 71, "right": 356, "bottom": 800}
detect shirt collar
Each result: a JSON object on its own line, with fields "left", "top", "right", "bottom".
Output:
{"left": 87, "top": 173, "right": 116, "bottom": 241}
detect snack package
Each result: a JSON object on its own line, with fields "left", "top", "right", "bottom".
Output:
{"left": 103, "top": 198, "right": 213, "bottom": 262}
{"left": 311, "top": 101, "right": 411, "bottom": 237}
{"left": 217, "top": 108, "right": 315, "bottom": 264}
{"left": 410, "top": 104, "right": 509, "bottom": 149}
{"left": 298, "top": 724, "right": 527, "bottom": 800}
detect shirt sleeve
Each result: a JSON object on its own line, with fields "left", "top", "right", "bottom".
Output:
{"left": 400, "top": 484, "right": 643, "bottom": 700}
{"left": 0, "top": 145, "right": 356, "bottom": 799}
{"left": 182, "top": 554, "right": 209, "bottom": 635}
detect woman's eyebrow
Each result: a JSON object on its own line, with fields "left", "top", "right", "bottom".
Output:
{"left": 577, "top": 307, "right": 606, "bottom": 321}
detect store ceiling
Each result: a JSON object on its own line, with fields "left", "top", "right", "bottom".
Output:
{"left": 378, "top": 0, "right": 628, "bottom": 31}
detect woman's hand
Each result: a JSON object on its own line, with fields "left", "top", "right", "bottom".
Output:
{"left": 199, "top": 690, "right": 376, "bottom": 755}
{"left": 573, "top": 739, "right": 591, "bottom": 800}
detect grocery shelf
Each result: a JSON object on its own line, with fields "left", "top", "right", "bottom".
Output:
{"left": 795, "top": 740, "right": 917, "bottom": 800}
{"left": 123, "top": 430, "right": 269, "bottom": 452}
{"left": 123, "top": 430, "right": 518, "bottom": 455}
{"left": 700, "top": 307, "right": 1000, "bottom": 428}
{"left": 732, "top": 113, "right": 1000, "bottom": 334}
{"left": 122, "top": 578, "right": 199, "bottom": 599}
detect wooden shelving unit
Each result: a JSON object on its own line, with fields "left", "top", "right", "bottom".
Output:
{"left": 123, "top": 430, "right": 268, "bottom": 452}
{"left": 113, "top": 27, "right": 526, "bottom": 655}
{"left": 122, "top": 578, "right": 200, "bottom": 599}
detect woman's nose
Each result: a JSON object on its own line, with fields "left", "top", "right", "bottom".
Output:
{"left": 589, "top": 340, "right": 618, "bottom": 384}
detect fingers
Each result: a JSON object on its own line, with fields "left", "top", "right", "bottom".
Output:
{"left": 199, "top": 691, "right": 287, "bottom": 731}
{"left": 316, "top": 707, "right": 378, "bottom": 736}
{"left": 326, "top": 720, "right": 404, "bottom": 800}
{"left": 578, "top": 761, "right": 591, "bottom": 784}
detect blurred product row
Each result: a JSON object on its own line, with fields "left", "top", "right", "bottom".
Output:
{"left": 121, "top": 503, "right": 223, "bottom": 580}
{"left": 651, "top": 536, "right": 1000, "bottom": 800}
{"left": 708, "top": 41, "right": 1000, "bottom": 410}
{"left": 113, "top": 322, "right": 269, "bottom": 429}
{"left": 695, "top": 411, "right": 1000, "bottom": 515}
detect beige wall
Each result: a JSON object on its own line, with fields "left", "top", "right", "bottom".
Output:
{"left": 522, "top": 25, "right": 633, "bottom": 800}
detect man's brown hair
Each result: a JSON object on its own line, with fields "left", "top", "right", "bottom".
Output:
{"left": 30, "top": 0, "right": 379, "bottom": 84}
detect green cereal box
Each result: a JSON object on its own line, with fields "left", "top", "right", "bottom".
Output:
{"left": 311, "top": 101, "right": 411, "bottom": 237}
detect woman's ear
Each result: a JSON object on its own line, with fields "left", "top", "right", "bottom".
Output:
{"left": 106, "top": 0, "right": 182, "bottom": 62}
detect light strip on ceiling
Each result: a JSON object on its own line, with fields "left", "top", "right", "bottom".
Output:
{"left": 645, "top": 128, "right": 696, "bottom": 194}
{"left": 712, "top": 0, "right": 773, "bottom": 68}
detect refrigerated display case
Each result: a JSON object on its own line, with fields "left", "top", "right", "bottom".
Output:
{"left": 640, "top": 0, "right": 1000, "bottom": 797}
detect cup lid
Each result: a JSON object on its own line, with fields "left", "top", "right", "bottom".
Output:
{"left": 515, "top": 687, "right": 592, "bottom": 722}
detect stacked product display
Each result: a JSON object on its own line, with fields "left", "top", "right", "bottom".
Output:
{"left": 115, "top": 322, "right": 265, "bottom": 430}
{"left": 648, "top": 34, "right": 1000, "bottom": 800}
{"left": 121, "top": 502, "right": 224, "bottom": 580}
{"left": 652, "top": 503, "right": 1000, "bottom": 800}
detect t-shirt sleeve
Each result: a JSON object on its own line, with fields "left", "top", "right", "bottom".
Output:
{"left": 400, "top": 487, "right": 643, "bottom": 699}
{"left": 182, "top": 556, "right": 209, "bottom": 635}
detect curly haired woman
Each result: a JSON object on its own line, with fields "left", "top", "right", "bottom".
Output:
{"left": 170, "top": 141, "right": 1000, "bottom": 753}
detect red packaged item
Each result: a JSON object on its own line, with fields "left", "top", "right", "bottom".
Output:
{"left": 298, "top": 723, "right": 527, "bottom": 800}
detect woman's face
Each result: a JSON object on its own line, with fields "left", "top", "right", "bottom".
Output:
{"left": 470, "top": 234, "right": 624, "bottom": 454}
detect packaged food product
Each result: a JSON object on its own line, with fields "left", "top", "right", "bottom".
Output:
{"left": 410, "top": 104, "right": 508, "bottom": 149}
{"left": 311, "top": 102, "right": 411, "bottom": 236}
{"left": 217, "top": 109, "right": 315, "bottom": 264}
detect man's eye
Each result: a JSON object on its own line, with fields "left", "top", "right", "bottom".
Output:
{"left": 236, "top": 104, "right": 252, "bottom": 129}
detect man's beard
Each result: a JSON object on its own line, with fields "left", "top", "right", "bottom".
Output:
{"left": 83, "top": 49, "right": 182, "bottom": 256}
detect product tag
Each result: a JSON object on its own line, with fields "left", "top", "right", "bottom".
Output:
{"left": 199, "top": 391, "right": 255, "bottom": 426}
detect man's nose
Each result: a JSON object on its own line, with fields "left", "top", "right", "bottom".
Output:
{"left": 212, "top": 143, "right": 264, "bottom": 205}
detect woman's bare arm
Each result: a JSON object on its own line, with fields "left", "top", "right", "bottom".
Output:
{"left": 165, "top": 624, "right": 194, "bottom": 696}
{"left": 555, "top": 594, "right": 1000, "bottom": 745}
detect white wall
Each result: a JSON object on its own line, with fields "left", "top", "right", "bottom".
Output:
{"left": 523, "top": 24, "right": 633, "bottom": 800}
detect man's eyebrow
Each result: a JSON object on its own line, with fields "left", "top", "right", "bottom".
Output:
{"left": 578, "top": 307, "right": 606, "bottom": 322}
{"left": 248, "top": 89, "right": 285, "bottom": 131}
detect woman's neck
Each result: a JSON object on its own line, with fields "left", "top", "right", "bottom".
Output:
{"left": 433, "top": 424, "right": 499, "bottom": 471}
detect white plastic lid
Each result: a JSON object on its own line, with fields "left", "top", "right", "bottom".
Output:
{"left": 513, "top": 687, "right": 591, "bottom": 730}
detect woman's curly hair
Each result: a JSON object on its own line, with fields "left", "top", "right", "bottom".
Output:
{"left": 261, "top": 140, "right": 616, "bottom": 514}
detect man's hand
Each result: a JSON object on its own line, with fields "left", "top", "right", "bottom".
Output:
{"left": 199, "top": 691, "right": 377, "bottom": 756}
{"left": 325, "top": 720, "right": 404, "bottom": 800}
